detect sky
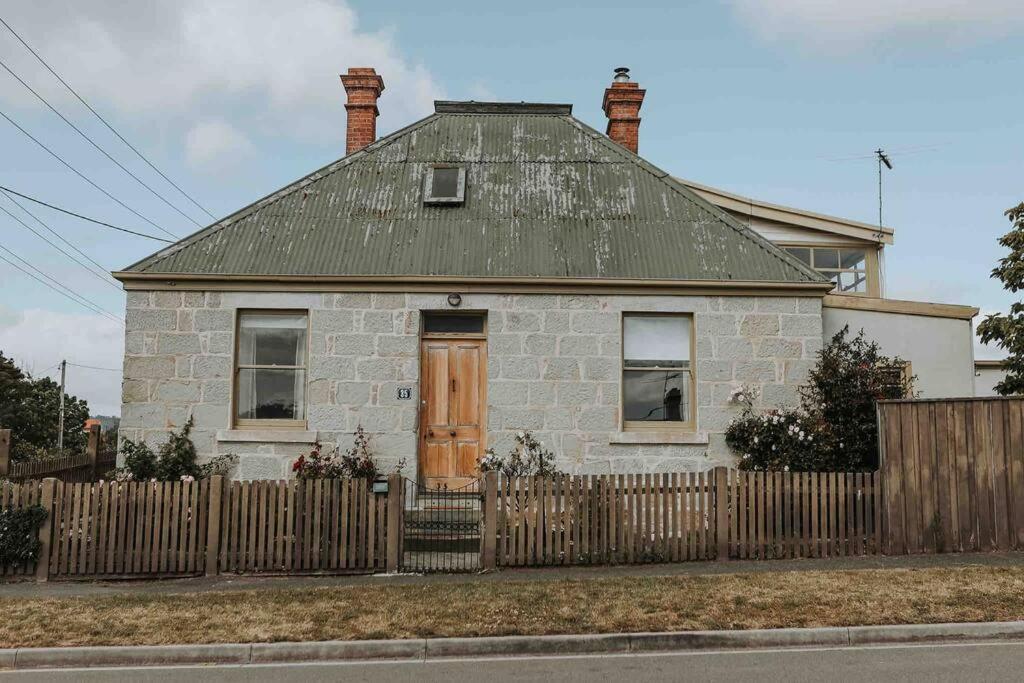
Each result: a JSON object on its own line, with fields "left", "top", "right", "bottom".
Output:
{"left": 0, "top": 0, "right": 1022, "bottom": 415}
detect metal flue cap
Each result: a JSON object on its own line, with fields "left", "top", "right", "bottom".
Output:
{"left": 613, "top": 67, "right": 631, "bottom": 83}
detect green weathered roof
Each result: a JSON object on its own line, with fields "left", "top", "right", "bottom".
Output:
{"left": 122, "top": 101, "right": 825, "bottom": 285}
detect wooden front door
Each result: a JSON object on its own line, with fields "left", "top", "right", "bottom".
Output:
{"left": 419, "top": 338, "right": 487, "bottom": 488}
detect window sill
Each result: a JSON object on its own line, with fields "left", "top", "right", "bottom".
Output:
{"left": 216, "top": 429, "right": 318, "bottom": 444}
{"left": 609, "top": 431, "right": 709, "bottom": 446}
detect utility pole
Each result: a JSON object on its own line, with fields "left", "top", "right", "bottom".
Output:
{"left": 875, "top": 149, "right": 893, "bottom": 233}
{"left": 56, "top": 359, "right": 66, "bottom": 453}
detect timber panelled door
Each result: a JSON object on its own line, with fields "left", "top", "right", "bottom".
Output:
{"left": 419, "top": 313, "right": 488, "bottom": 488}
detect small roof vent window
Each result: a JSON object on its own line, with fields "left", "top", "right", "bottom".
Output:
{"left": 424, "top": 166, "right": 466, "bottom": 205}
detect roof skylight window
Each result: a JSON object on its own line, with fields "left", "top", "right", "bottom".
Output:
{"left": 423, "top": 166, "right": 466, "bottom": 205}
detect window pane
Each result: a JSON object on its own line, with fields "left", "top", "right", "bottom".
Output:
{"left": 624, "top": 315, "right": 690, "bottom": 367}
{"left": 431, "top": 167, "right": 460, "bottom": 198}
{"left": 813, "top": 248, "right": 839, "bottom": 269}
{"left": 423, "top": 313, "right": 485, "bottom": 334}
{"left": 840, "top": 249, "right": 867, "bottom": 270}
{"left": 838, "top": 271, "right": 867, "bottom": 293}
{"left": 624, "top": 370, "right": 689, "bottom": 422}
{"left": 237, "top": 369, "right": 305, "bottom": 420}
{"left": 785, "top": 247, "right": 811, "bottom": 265}
{"left": 239, "top": 314, "right": 307, "bottom": 366}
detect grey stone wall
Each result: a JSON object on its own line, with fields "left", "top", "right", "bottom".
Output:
{"left": 120, "top": 291, "right": 822, "bottom": 478}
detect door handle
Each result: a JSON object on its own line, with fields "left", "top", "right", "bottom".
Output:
{"left": 428, "top": 430, "right": 434, "bottom": 437}
{"left": 451, "top": 378, "right": 456, "bottom": 393}
{"left": 450, "top": 430, "right": 456, "bottom": 437}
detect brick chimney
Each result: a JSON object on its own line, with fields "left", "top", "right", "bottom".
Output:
{"left": 340, "top": 67, "right": 385, "bottom": 154}
{"left": 602, "top": 67, "right": 646, "bottom": 154}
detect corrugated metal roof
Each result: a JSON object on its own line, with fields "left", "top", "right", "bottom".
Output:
{"left": 123, "top": 102, "right": 826, "bottom": 285}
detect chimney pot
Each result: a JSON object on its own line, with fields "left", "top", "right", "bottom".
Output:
{"left": 341, "top": 67, "right": 385, "bottom": 155}
{"left": 602, "top": 67, "right": 645, "bottom": 154}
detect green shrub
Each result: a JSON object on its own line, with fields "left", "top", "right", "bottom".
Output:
{"left": 479, "top": 431, "right": 563, "bottom": 477}
{"left": 726, "top": 326, "right": 913, "bottom": 472}
{"left": 0, "top": 504, "right": 47, "bottom": 569}
{"left": 113, "top": 418, "right": 237, "bottom": 481}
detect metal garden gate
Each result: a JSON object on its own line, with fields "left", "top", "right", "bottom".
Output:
{"left": 401, "top": 478, "right": 482, "bottom": 572}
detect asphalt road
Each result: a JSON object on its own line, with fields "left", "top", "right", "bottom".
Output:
{"left": 3, "top": 641, "right": 1023, "bottom": 682}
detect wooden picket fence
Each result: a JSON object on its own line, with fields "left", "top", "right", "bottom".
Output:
{"left": 482, "top": 469, "right": 882, "bottom": 567}
{"left": 879, "top": 397, "right": 1024, "bottom": 554}
{"left": 1, "top": 475, "right": 400, "bottom": 580}
{"left": 216, "top": 479, "right": 392, "bottom": 574}
{"left": 0, "top": 425, "right": 115, "bottom": 483}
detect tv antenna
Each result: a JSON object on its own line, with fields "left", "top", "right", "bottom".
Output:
{"left": 875, "top": 149, "right": 893, "bottom": 235}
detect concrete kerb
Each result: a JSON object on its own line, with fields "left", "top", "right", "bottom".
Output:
{"left": 4, "top": 621, "right": 1024, "bottom": 670}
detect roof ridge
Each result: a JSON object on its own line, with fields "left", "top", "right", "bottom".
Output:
{"left": 557, "top": 116, "right": 825, "bottom": 283}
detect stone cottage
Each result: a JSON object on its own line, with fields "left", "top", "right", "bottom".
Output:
{"left": 115, "top": 67, "right": 974, "bottom": 483}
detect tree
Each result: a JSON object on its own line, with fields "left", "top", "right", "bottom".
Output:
{"left": 0, "top": 351, "right": 90, "bottom": 461}
{"left": 977, "top": 202, "right": 1024, "bottom": 396}
{"left": 726, "top": 327, "right": 913, "bottom": 471}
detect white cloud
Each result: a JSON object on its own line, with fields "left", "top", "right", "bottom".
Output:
{"left": 185, "top": 120, "right": 255, "bottom": 174}
{"left": 0, "top": 0, "right": 441, "bottom": 143}
{"left": 725, "top": 0, "right": 1024, "bottom": 51}
{"left": 0, "top": 308, "right": 124, "bottom": 416}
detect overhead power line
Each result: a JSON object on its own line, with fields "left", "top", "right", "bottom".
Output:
{"left": 0, "top": 245, "right": 122, "bottom": 323}
{"left": 0, "top": 200, "right": 120, "bottom": 290}
{"left": 0, "top": 105, "right": 179, "bottom": 239}
{"left": 67, "top": 362, "right": 121, "bottom": 372}
{"left": 0, "top": 15, "right": 216, "bottom": 220}
{"left": 0, "top": 57, "right": 204, "bottom": 228}
{"left": 0, "top": 185, "right": 173, "bottom": 242}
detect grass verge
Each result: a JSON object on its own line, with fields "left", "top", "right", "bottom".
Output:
{"left": 5, "top": 566, "right": 1024, "bottom": 648}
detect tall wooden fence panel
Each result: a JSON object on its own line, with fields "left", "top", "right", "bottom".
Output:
{"left": 217, "top": 478, "right": 389, "bottom": 574}
{"left": 1, "top": 425, "right": 115, "bottom": 483}
{"left": 879, "top": 397, "right": 1024, "bottom": 554}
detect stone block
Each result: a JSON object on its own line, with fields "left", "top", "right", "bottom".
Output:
{"left": 237, "top": 455, "right": 283, "bottom": 481}
{"left": 557, "top": 381, "right": 598, "bottom": 406}
{"left": 361, "top": 310, "right": 393, "bottom": 333}
{"left": 576, "top": 406, "right": 617, "bottom": 431}
{"left": 784, "top": 359, "right": 817, "bottom": 383}
{"left": 312, "top": 309, "right": 355, "bottom": 334}
{"left": 502, "top": 356, "right": 540, "bottom": 380}
{"left": 205, "top": 292, "right": 222, "bottom": 308}
{"left": 698, "top": 313, "right": 740, "bottom": 336}
{"left": 734, "top": 359, "right": 777, "bottom": 382}
{"left": 756, "top": 298, "right": 798, "bottom": 313}
{"left": 720, "top": 296, "right": 756, "bottom": 312}
{"left": 489, "top": 333, "right": 522, "bottom": 355}
{"left": 126, "top": 291, "right": 151, "bottom": 308}
{"left": 193, "top": 309, "right": 234, "bottom": 332}
{"left": 192, "top": 356, "right": 232, "bottom": 380}
{"left": 527, "top": 381, "right": 556, "bottom": 407}
{"left": 489, "top": 380, "right": 526, "bottom": 406}
{"left": 124, "top": 355, "right": 175, "bottom": 380}
{"left": 798, "top": 298, "right": 823, "bottom": 314}
{"left": 558, "top": 335, "right": 598, "bottom": 356}
{"left": 202, "top": 380, "right": 231, "bottom": 404}
{"left": 715, "top": 337, "right": 754, "bottom": 360}
{"left": 157, "top": 333, "right": 201, "bottom": 355}
{"left": 780, "top": 314, "right": 822, "bottom": 337}
{"left": 543, "top": 358, "right": 580, "bottom": 380}
{"left": 514, "top": 294, "right": 558, "bottom": 309}
{"left": 331, "top": 334, "right": 375, "bottom": 356}
{"left": 582, "top": 357, "right": 617, "bottom": 381}
{"left": 153, "top": 380, "right": 201, "bottom": 403}
{"left": 125, "top": 332, "right": 145, "bottom": 355}
{"left": 504, "top": 311, "right": 541, "bottom": 332}
{"left": 523, "top": 333, "right": 556, "bottom": 356}
{"left": 189, "top": 403, "right": 229, "bottom": 430}
{"left": 182, "top": 292, "right": 205, "bottom": 307}
{"left": 543, "top": 311, "right": 571, "bottom": 333}
{"left": 377, "top": 335, "right": 418, "bottom": 357}
{"left": 571, "top": 312, "right": 617, "bottom": 334}
{"left": 207, "top": 332, "right": 233, "bottom": 354}
{"left": 560, "top": 295, "right": 599, "bottom": 309}
{"left": 154, "top": 291, "right": 182, "bottom": 308}
{"left": 544, "top": 408, "right": 574, "bottom": 430}
{"left": 351, "top": 407, "right": 399, "bottom": 432}
{"left": 502, "top": 408, "right": 545, "bottom": 430}
{"left": 739, "top": 314, "right": 780, "bottom": 337}
{"left": 372, "top": 293, "right": 405, "bottom": 309}
{"left": 698, "top": 360, "right": 733, "bottom": 382}
{"left": 309, "top": 356, "right": 355, "bottom": 381}
{"left": 756, "top": 338, "right": 803, "bottom": 359}
{"left": 126, "top": 309, "right": 176, "bottom": 332}
{"left": 333, "top": 293, "right": 372, "bottom": 309}
{"left": 122, "top": 379, "right": 150, "bottom": 403}
{"left": 333, "top": 380, "right": 371, "bottom": 406}
{"left": 356, "top": 358, "right": 400, "bottom": 381}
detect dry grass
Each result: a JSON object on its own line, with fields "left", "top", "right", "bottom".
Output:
{"left": 5, "top": 566, "right": 1024, "bottom": 648}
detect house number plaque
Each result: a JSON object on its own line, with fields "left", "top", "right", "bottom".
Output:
{"left": 397, "top": 387, "right": 413, "bottom": 400}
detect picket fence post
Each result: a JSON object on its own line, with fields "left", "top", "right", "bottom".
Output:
{"left": 715, "top": 467, "right": 730, "bottom": 561}
{"left": 205, "top": 475, "right": 224, "bottom": 576}
{"left": 86, "top": 424, "right": 101, "bottom": 480}
{"left": 35, "top": 478, "right": 56, "bottom": 582}
{"left": 0, "top": 429, "right": 10, "bottom": 479}
{"left": 481, "top": 471, "right": 498, "bottom": 570}
{"left": 386, "top": 473, "right": 402, "bottom": 572}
